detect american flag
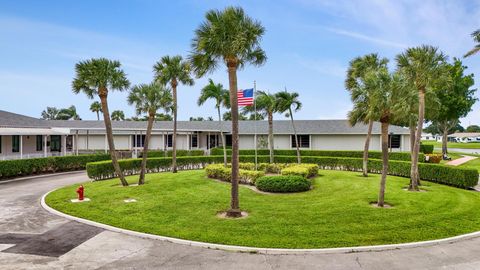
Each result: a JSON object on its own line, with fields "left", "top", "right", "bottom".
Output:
{"left": 237, "top": 88, "right": 254, "bottom": 106}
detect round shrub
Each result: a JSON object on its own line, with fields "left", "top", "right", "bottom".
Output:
{"left": 255, "top": 175, "right": 311, "bottom": 193}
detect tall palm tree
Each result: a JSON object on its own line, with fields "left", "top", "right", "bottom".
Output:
{"left": 465, "top": 29, "right": 480, "bottom": 57}
{"left": 190, "top": 6, "right": 266, "bottom": 218}
{"left": 197, "top": 79, "right": 230, "bottom": 166}
{"left": 154, "top": 55, "right": 194, "bottom": 173}
{"left": 90, "top": 101, "right": 102, "bottom": 120}
{"left": 275, "top": 90, "right": 302, "bottom": 163}
{"left": 360, "top": 68, "right": 409, "bottom": 207}
{"left": 128, "top": 82, "right": 171, "bottom": 185}
{"left": 396, "top": 45, "right": 446, "bottom": 191}
{"left": 243, "top": 90, "right": 278, "bottom": 163}
{"left": 346, "top": 53, "right": 388, "bottom": 177}
{"left": 72, "top": 58, "right": 130, "bottom": 187}
{"left": 111, "top": 110, "right": 125, "bottom": 121}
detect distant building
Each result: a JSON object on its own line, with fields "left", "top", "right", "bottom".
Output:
{"left": 0, "top": 110, "right": 412, "bottom": 160}
{"left": 447, "top": 132, "right": 480, "bottom": 143}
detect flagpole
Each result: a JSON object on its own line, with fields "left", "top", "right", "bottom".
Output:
{"left": 254, "top": 80, "right": 258, "bottom": 171}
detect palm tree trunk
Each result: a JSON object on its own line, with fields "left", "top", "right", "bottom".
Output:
{"left": 96, "top": 111, "right": 100, "bottom": 121}
{"left": 409, "top": 90, "right": 425, "bottom": 191}
{"left": 172, "top": 83, "right": 178, "bottom": 173}
{"left": 290, "top": 108, "right": 301, "bottom": 164}
{"left": 139, "top": 113, "right": 154, "bottom": 185}
{"left": 226, "top": 62, "right": 241, "bottom": 217}
{"left": 99, "top": 88, "right": 128, "bottom": 186}
{"left": 268, "top": 111, "right": 274, "bottom": 163}
{"left": 218, "top": 106, "right": 227, "bottom": 167}
{"left": 409, "top": 124, "right": 420, "bottom": 185}
{"left": 362, "top": 120, "right": 373, "bottom": 177}
{"left": 377, "top": 121, "right": 389, "bottom": 207}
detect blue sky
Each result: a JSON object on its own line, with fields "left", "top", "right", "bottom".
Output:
{"left": 1, "top": 0, "right": 480, "bottom": 126}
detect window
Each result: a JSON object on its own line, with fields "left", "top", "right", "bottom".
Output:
{"left": 388, "top": 135, "right": 401, "bottom": 149}
{"left": 132, "top": 134, "right": 146, "bottom": 148}
{"left": 191, "top": 134, "right": 198, "bottom": 148}
{"left": 225, "top": 135, "right": 232, "bottom": 147}
{"left": 12, "top": 135, "right": 20, "bottom": 152}
{"left": 208, "top": 134, "right": 218, "bottom": 149}
{"left": 0, "top": 135, "right": 2, "bottom": 153}
{"left": 50, "top": 135, "right": 61, "bottom": 152}
{"left": 291, "top": 135, "right": 310, "bottom": 148}
{"left": 36, "top": 135, "right": 43, "bottom": 151}
{"left": 165, "top": 134, "right": 173, "bottom": 148}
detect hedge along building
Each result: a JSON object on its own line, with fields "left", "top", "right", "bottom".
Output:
{"left": 0, "top": 110, "right": 411, "bottom": 160}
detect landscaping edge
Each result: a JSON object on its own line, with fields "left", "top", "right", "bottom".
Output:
{"left": 41, "top": 188, "right": 480, "bottom": 255}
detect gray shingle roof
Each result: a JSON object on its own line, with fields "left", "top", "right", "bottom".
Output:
{"left": 0, "top": 110, "right": 409, "bottom": 135}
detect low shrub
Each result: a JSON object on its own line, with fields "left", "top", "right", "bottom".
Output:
{"left": 210, "top": 148, "right": 422, "bottom": 162}
{"left": 86, "top": 155, "right": 478, "bottom": 189}
{"left": 420, "top": 144, "right": 434, "bottom": 154}
{"left": 281, "top": 164, "right": 319, "bottom": 178}
{"left": 205, "top": 163, "right": 264, "bottom": 185}
{"left": 139, "top": 149, "right": 204, "bottom": 158}
{"left": 256, "top": 175, "right": 311, "bottom": 193}
{"left": 0, "top": 154, "right": 111, "bottom": 180}
{"left": 425, "top": 154, "right": 442, "bottom": 163}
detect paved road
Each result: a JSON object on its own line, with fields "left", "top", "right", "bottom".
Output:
{"left": 2, "top": 172, "right": 480, "bottom": 269}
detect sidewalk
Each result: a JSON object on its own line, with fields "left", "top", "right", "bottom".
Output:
{"left": 446, "top": 155, "right": 478, "bottom": 166}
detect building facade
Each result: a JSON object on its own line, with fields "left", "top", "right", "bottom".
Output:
{"left": 0, "top": 110, "right": 411, "bottom": 160}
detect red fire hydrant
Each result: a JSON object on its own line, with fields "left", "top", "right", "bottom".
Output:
{"left": 76, "top": 185, "right": 84, "bottom": 201}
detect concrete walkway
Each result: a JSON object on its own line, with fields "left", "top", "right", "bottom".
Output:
{"left": 2, "top": 172, "right": 480, "bottom": 269}
{"left": 446, "top": 155, "right": 478, "bottom": 166}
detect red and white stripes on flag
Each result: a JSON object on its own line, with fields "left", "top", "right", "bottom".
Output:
{"left": 237, "top": 88, "right": 254, "bottom": 106}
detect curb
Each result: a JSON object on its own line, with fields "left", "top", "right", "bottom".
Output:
{"left": 0, "top": 171, "right": 86, "bottom": 185}
{"left": 41, "top": 189, "right": 480, "bottom": 255}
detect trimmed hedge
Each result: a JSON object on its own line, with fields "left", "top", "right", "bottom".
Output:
{"left": 205, "top": 164, "right": 265, "bottom": 185}
{"left": 210, "top": 148, "right": 423, "bottom": 162}
{"left": 420, "top": 144, "right": 434, "bottom": 154}
{"left": 139, "top": 149, "right": 204, "bottom": 158}
{"left": 0, "top": 154, "right": 111, "bottom": 180}
{"left": 281, "top": 164, "right": 319, "bottom": 178}
{"left": 86, "top": 155, "right": 478, "bottom": 189}
{"left": 256, "top": 175, "right": 311, "bottom": 193}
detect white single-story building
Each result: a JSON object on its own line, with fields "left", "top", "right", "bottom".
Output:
{"left": 447, "top": 132, "right": 480, "bottom": 143}
{"left": 0, "top": 110, "right": 411, "bottom": 160}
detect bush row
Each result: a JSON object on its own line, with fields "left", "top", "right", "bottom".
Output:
{"left": 420, "top": 144, "right": 435, "bottom": 154}
{"left": 210, "top": 148, "right": 423, "bottom": 161}
{"left": 205, "top": 164, "right": 265, "bottom": 185}
{"left": 256, "top": 175, "right": 311, "bottom": 193}
{"left": 139, "top": 149, "right": 204, "bottom": 158}
{"left": 0, "top": 154, "right": 111, "bottom": 180}
{"left": 86, "top": 155, "right": 478, "bottom": 188}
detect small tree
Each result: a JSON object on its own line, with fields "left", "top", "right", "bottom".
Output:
{"left": 58, "top": 105, "right": 81, "bottom": 120}
{"left": 198, "top": 79, "right": 230, "bottom": 166}
{"left": 154, "top": 56, "right": 194, "bottom": 173}
{"left": 275, "top": 90, "right": 302, "bottom": 163}
{"left": 90, "top": 101, "right": 102, "bottom": 120}
{"left": 128, "top": 82, "right": 171, "bottom": 185}
{"left": 41, "top": 107, "right": 60, "bottom": 120}
{"left": 111, "top": 110, "right": 125, "bottom": 121}
{"left": 72, "top": 58, "right": 130, "bottom": 186}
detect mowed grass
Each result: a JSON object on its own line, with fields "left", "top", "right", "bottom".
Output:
{"left": 46, "top": 170, "right": 480, "bottom": 249}
{"left": 423, "top": 141, "right": 480, "bottom": 149}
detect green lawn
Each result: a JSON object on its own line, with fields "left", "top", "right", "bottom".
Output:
{"left": 46, "top": 170, "right": 480, "bottom": 249}
{"left": 423, "top": 141, "right": 480, "bottom": 149}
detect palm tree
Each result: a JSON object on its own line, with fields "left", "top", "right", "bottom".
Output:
{"left": 396, "top": 45, "right": 446, "bottom": 191}
{"left": 41, "top": 107, "right": 60, "bottom": 120}
{"left": 465, "top": 29, "right": 480, "bottom": 57}
{"left": 361, "top": 68, "right": 409, "bottom": 207}
{"left": 128, "top": 82, "right": 170, "bottom": 185}
{"left": 197, "top": 79, "right": 230, "bottom": 166}
{"left": 72, "top": 58, "right": 130, "bottom": 187}
{"left": 275, "top": 90, "right": 302, "bottom": 163}
{"left": 57, "top": 105, "right": 81, "bottom": 120}
{"left": 190, "top": 6, "right": 266, "bottom": 218}
{"left": 90, "top": 101, "right": 102, "bottom": 120}
{"left": 111, "top": 110, "right": 125, "bottom": 121}
{"left": 243, "top": 91, "right": 278, "bottom": 163}
{"left": 346, "top": 53, "right": 388, "bottom": 177}
{"left": 154, "top": 55, "right": 194, "bottom": 173}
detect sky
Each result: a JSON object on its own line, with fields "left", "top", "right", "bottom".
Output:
{"left": 1, "top": 0, "right": 480, "bottom": 126}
